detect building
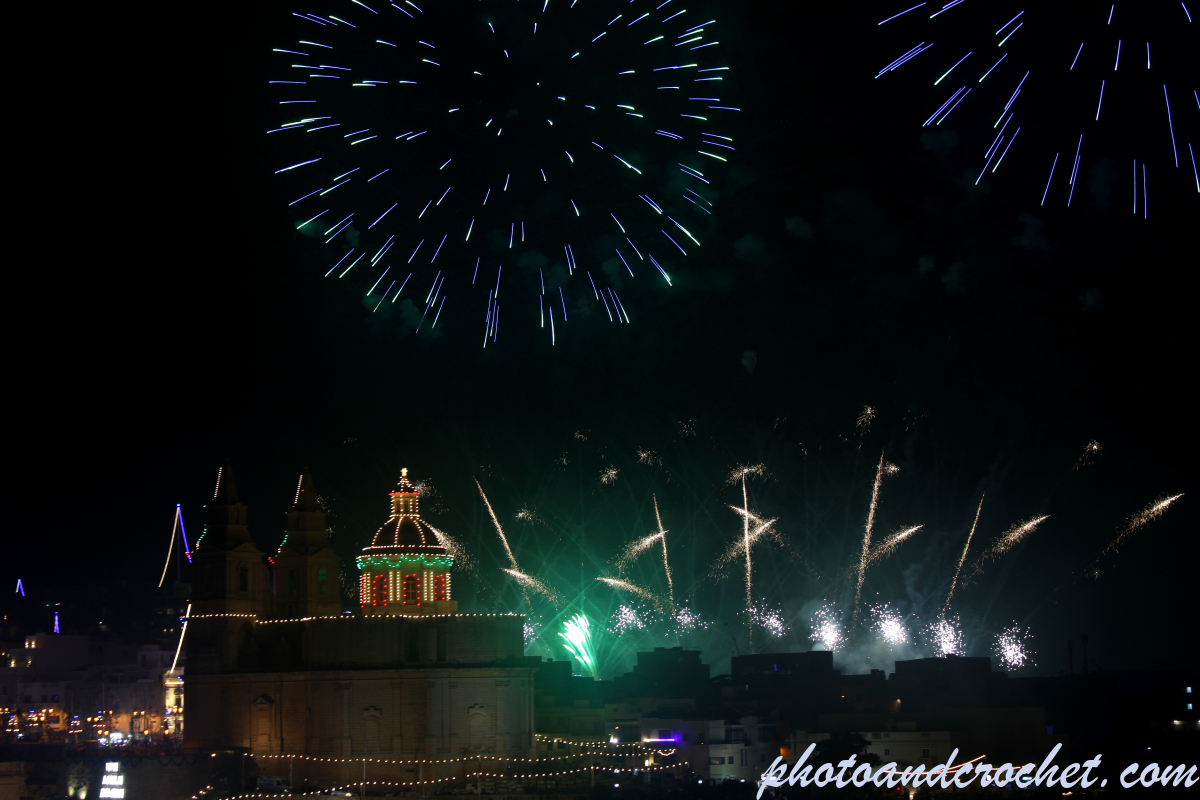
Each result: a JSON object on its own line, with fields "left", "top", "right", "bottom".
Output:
{"left": 184, "top": 465, "right": 536, "bottom": 784}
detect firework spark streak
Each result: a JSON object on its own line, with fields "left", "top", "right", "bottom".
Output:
{"left": 654, "top": 495, "right": 676, "bottom": 619}
{"left": 967, "top": 514, "right": 1049, "bottom": 580}
{"left": 866, "top": 524, "right": 924, "bottom": 565}
{"left": 1089, "top": 493, "right": 1184, "bottom": 569}
{"left": 994, "top": 622, "right": 1035, "bottom": 671}
{"left": 268, "top": 0, "right": 736, "bottom": 341}
{"left": 596, "top": 577, "right": 672, "bottom": 615}
{"left": 425, "top": 523, "right": 477, "bottom": 575}
{"left": 476, "top": 479, "right": 518, "bottom": 570}
{"left": 613, "top": 530, "right": 664, "bottom": 573}
{"left": 725, "top": 464, "right": 768, "bottom": 649}
{"left": 942, "top": 493, "right": 984, "bottom": 618}
{"left": 501, "top": 568, "right": 561, "bottom": 604}
{"left": 854, "top": 453, "right": 897, "bottom": 617}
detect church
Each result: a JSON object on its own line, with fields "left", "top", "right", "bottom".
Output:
{"left": 184, "top": 465, "right": 535, "bottom": 783}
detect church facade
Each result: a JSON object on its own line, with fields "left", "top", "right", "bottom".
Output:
{"left": 184, "top": 465, "right": 535, "bottom": 779}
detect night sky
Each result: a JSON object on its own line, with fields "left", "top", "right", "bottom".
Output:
{"left": 11, "top": 1, "right": 1195, "bottom": 675}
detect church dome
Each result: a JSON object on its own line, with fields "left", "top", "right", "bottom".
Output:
{"left": 361, "top": 468, "right": 448, "bottom": 557}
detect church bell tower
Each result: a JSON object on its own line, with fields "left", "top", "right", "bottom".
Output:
{"left": 271, "top": 468, "right": 342, "bottom": 618}
{"left": 191, "top": 461, "right": 265, "bottom": 616}
{"left": 357, "top": 469, "right": 457, "bottom": 616}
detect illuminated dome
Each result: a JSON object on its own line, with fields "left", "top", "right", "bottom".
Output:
{"left": 363, "top": 468, "right": 446, "bottom": 556}
{"left": 357, "top": 468, "right": 456, "bottom": 616}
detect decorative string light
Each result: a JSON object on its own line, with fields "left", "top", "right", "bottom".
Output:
{"left": 186, "top": 612, "right": 520, "bottom": 622}
{"left": 251, "top": 744, "right": 676, "bottom": 765}
{"left": 220, "top": 764, "right": 689, "bottom": 800}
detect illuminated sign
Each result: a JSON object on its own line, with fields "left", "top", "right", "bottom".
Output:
{"left": 100, "top": 761, "right": 126, "bottom": 797}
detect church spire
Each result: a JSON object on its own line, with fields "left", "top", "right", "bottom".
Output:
{"left": 272, "top": 466, "right": 341, "bottom": 618}
{"left": 212, "top": 459, "right": 240, "bottom": 504}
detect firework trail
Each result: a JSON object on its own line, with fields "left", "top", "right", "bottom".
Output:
{"left": 613, "top": 531, "right": 664, "bottom": 573}
{"left": 870, "top": 603, "right": 908, "bottom": 646}
{"left": 1088, "top": 493, "right": 1183, "bottom": 570}
{"left": 268, "top": 0, "right": 736, "bottom": 340}
{"left": 874, "top": 3, "right": 1197, "bottom": 212}
{"left": 809, "top": 603, "right": 846, "bottom": 651}
{"left": 866, "top": 524, "right": 924, "bottom": 565}
{"left": 726, "top": 463, "right": 768, "bottom": 649}
{"left": 994, "top": 622, "right": 1035, "bottom": 671}
{"left": 502, "top": 568, "right": 561, "bottom": 604}
{"left": 942, "top": 493, "right": 984, "bottom": 618}
{"left": 596, "top": 577, "right": 672, "bottom": 615}
{"left": 966, "top": 514, "right": 1050, "bottom": 580}
{"left": 654, "top": 495, "right": 675, "bottom": 618}
{"left": 476, "top": 478, "right": 518, "bottom": 570}
{"left": 854, "top": 452, "right": 898, "bottom": 617}
{"left": 1072, "top": 440, "right": 1103, "bottom": 471}
{"left": 924, "top": 615, "right": 966, "bottom": 656}
{"left": 425, "top": 523, "right": 478, "bottom": 575}
{"left": 558, "top": 612, "right": 597, "bottom": 677}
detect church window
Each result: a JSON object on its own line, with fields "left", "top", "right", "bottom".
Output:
{"left": 287, "top": 570, "right": 298, "bottom": 597}
{"left": 318, "top": 569, "right": 328, "bottom": 596}
{"left": 371, "top": 574, "right": 388, "bottom": 607}
{"left": 238, "top": 564, "right": 249, "bottom": 593}
{"left": 434, "top": 574, "right": 448, "bottom": 601}
{"left": 403, "top": 573, "right": 421, "bottom": 604}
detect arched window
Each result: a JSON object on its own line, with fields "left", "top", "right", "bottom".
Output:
{"left": 318, "top": 569, "right": 328, "bottom": 596}
{"left": 287, "top": 570, "right": 298, "bottom": 597}
{"left": 402, "top": 573, "right": 421, "bottom": 605}
{"left": 371, "top": 574, "right": 388, "bottom": 607}
{"left": 434, "top": 574, "right": 448, "bottom": 601}
{"left": 238, "top": 564, "right": 249, "bottom": 593}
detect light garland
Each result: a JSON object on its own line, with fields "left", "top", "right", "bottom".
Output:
{"left": 536, "top": 734, "right": 675, "bottom": 754}
{"left": 252, "top": 746, "right": 676, "bottom": 764}
{"left": 357, "top": 554, "right": 454, "bottom": 569}
{"left": 186, "top": 612, "right": 521, "bottom": 623}
{"left": 220, "top": 764, "right": 690, "bottom": 800}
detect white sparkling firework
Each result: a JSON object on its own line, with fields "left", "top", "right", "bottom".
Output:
{"left": 925, "top": 616, "right": 966, "bottom": 656}
{"left": 870, "top": 603, "right": 908, "bottom": 646}
{"left": 607, "top": 604, "right": 648, "bottom": 636}
{"left": 599, "top": 466, "right": 620, "bottom": 486}
{"left": 809, "top": 604, "right": 845, "bottom": 651}
{"left": 672, "top": 605, "right": 708, "bottom": 635}
{"left": 523, "top": 620, "right": 542, "bottom": 645}
{"left": 994, "top": 623, "right": 1036, "bottom": 671}
{"left": 748, "top": 603, "right": 788, "bottom": 638}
